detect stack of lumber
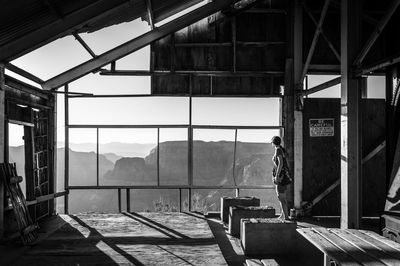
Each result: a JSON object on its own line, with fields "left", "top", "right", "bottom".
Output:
{"left": 0, "top": 163, "right": 38, "bottom": 244}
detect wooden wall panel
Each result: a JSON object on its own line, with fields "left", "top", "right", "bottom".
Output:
{"left": 362, "top": 99, "right": 386, "bottom": 217}
{"left": 236, "top": 46, "right": 285, "bottom": 71}
{"left": 303, "top": 98, "right": 341, "bottom": 215}
{"left": 174, "top": 47, "right": 231, "bottom": 71}
{"left": 153, "top": 75, "right": 189, "bottom": 94}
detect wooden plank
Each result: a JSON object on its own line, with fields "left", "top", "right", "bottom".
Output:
{"left": 329, "top": 229, "right": 400, "bottom": 265}
{"left": 313, "top": 228, "right": 385, "bottom": 266}
{"left": 246, "top": 259, "right": 263, "bottom": 266}
{"left": 347, "top": 230, "right": 400, "bottom": 260}
{"left": 358, "top": 230, "right": 400, "bottom": 252}
{"left": 362, "top": 140, "right": 386, "bottom": 164}
{"left": 297, "top": 228, "right": 360, "bottom": 266}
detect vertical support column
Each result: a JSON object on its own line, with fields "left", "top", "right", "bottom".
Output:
{"left": 157, "top": 128, "right": 160, "bottom": 186}
{"left": 64, "top": 85, "right": 69, "bottom": 214}
{"left": 188, "top": 75, "right": 193, "bottom": 212}
{"left": 232, "top": 17, "right": 237, "bottom": 72}
{"left": 341, "top": 0, "right": 362, "bottom": 229}
{"left": 126, "top": 188, "right": 131, "bottom": 212}
{"left": 118, "top": 188, "right": 122, "bottom": 213}
{"left": 293, "top": 0, "right": 303, "bottom": 209}
{"left": 0, "top": 65, "right": 5, "bottom": 238}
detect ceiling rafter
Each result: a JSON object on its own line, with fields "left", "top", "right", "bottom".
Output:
{"left": 72, "top": 32, "right": 96, "bottom": 58}
{"left": 353, "top": 0, "right": 400, "bottom": 66}
{"left": 5, "top": 63, "right": 44, "bottom": 85}
{"left": 145, "top": 0, "right": 155, "bottom": 30}
{"left": 42, "top": 0, "right": 237, "bottom": 90}
{"left": 0, "top": 0, "right": 132, "bottom": 62}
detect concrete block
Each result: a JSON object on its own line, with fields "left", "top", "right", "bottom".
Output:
{"left": 241, "top": 218, "right": 297, "bottom": 256}
{"left": 228, "top": 206, "right": 275, "bottom": 237}
{"left": 220, "top": 196, "right": 260, "bottom": 224}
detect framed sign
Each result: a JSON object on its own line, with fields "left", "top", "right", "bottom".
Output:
{"left": 309, "top": 118, "right": 334, "bottom": 137}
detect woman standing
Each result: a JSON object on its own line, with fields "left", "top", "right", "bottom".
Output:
{"left": 271, "top": 136, "right": 290, "bottom": 220}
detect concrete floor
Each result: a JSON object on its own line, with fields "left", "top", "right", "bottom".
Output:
{"left": 0, "top": 213, "right": 382, "bottom": 266}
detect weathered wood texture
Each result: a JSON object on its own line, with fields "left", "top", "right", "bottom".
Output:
{"left": 8, "top": 212, "right": 227, "bottom": 266}
{"left": 302, "top": 98, "right": 341, "bottom": 215}
{"left": 361, "top": 100, "right": 386, "bottom": 216}
{"left": 298, "top": 227, "right": 400, "bottom": 265}
{"left": 152, "top": 1, "right": 287, "bottom": 96}
{"left": 3, "top": 75, "right": 55, "bottom": 237}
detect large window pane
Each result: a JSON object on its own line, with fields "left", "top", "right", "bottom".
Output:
{"left": 11, "top": 36, "right": 92, "bottom": 80}
{"left": 99, "top": 129, "right": 157, "bottom": 186}
{"left": 192, "top": 98, "right": 280, "bottom": 126}
{"left": 130, "top": 189, "right": 187, "bottom": 212}
{"left": 69, "top": 190, "right": 118, "bottom": 213}
{"left": 191, "top": 189, "right": 236, "bottom": 214}
{"left": 193, "top": 129, "right": 235, "bottom": 186}
{"left": 69, "top": 97, "right": 189, "bottom": 125}
{"left": 307, "top": 75, "right": 340, "bottom": 98}
{"left": 159, "top": 128, "right": 188, "bottom": 185}
{"left": 235, "top": 129, "right": 280, "bottom": 186}
{"left": 69, "top": 129, "right": 97, "bottom": 186}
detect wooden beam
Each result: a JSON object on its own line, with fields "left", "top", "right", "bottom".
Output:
{"left": 341, "top": 0, "right": 362, "bottom": 229}
{"left": 293, "top": 0, "right": 303, "bottom": 210}
{"left": 64, "top": 85, "right": 69, "bottom": 214}
{"left": 72, "top": 33, "right": 96, "bottom": 58}
{"left": 362, "top": 141, "right": 386, "bottom": 164}
{"left": 0, "top": 65, "right": 5, "bottom": 239}
{"left": 302, "top": 3, "right": 340, "bottom": 62}
{"left": 42, "top": 0, "right": 235, "bottom": 90}
{"left": 299, "top": 77, "right": 341, "bottom": 97}
{"left": 353, "top": 0, "right": 400, "bottom": 66}
{"left": 0, "top": 0, "right": 133, "bottom": 62}
{"left": 357, "top": 53, "right": 400, "bottom": 76}
{"left": 300, "top": 0, "right": 331, "bottom": 84}
{"left": 5, "top": 63, "right": 44, "bottom": 84}
{"left": 145, "top": 0, "right": 155, "bottom": 30}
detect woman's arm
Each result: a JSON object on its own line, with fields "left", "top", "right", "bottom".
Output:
{"left": 276, "top": 155, "right": 283, "bottom": 180}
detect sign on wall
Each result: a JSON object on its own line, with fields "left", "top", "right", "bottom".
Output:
{"left": 309, "top": 118, "right": 334, "bottom": 137}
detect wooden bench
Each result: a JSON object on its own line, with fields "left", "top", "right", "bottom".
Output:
{"left": 297, "top": 227, "right": 400, "bottom": 266}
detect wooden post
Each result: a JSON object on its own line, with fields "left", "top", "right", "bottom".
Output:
{"left": 126, "top": 188, "right": 130, "bottom": 212}
{"left": 293, "top": 0, "right": 303, "bottom": 209}
{"left": 341, "top": 0, "right": 362, "bottom": 229}
{"left": 0, "top": 64, "right": 5, "bottom": 238}
{"left": 118, "top": 188, "right": 121, "bottom": 213}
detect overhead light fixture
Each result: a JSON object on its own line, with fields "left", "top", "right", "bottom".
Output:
{"left": 16, "top": 104, "right": 28, "bottom": 108}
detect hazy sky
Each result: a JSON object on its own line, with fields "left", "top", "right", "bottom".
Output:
{"left": 7, "top": 7, "right": 385, "bottom": 146}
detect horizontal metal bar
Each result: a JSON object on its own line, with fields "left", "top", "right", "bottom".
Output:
{"left": 99, "top": 70, "right": 284, "bottom": 77}
{"left": 68, "top": 93, "right": 282, "bottom": 98}
{"left": 174, "top": 42, "right": 232, "bottom": 47}
{"left": 67, "top": 185, "right": 275, "bottom": 190}
{"left": 67, "top": 125, "right": 282, "bottom": 130}
{"left": 192, "top": 125, "right": 282, "bottom": 130}
{"left": 26, "top": 191, "right": 67, "bottom": 206}
{"left": 299, "top": 77, "right": 341, "bottom": 96}
{"left": 67, "top": 124, "right": 189, "bottom": 128}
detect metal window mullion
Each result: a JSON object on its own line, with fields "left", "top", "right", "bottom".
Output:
{"left": 96, "top": 128, "right": 99, "bottom": 187}
{"left": 64, "top": 84, "right": 69, "bottom": 214}
{"left": 232, "top": 129, "right": 238, "bottom": 187}
{"left": 157, "top": 127, "right": 160, "bottom": 186}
